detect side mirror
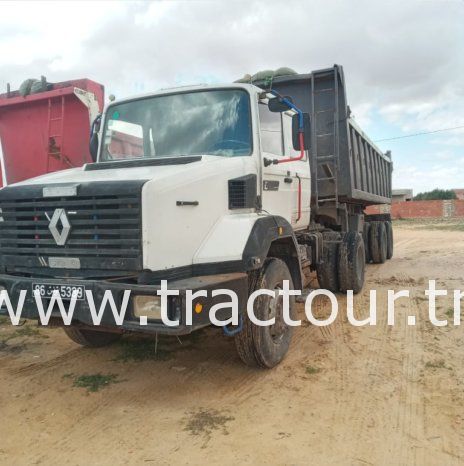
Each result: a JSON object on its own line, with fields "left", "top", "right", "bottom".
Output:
{"left": 89, "top": 115, "right": 101, "bottom": 162}
{"left": 292, "top": 113, "right": 311, "bottom": 150}
{"left": 268, "top": 95, "right": 293, "bottom": 113}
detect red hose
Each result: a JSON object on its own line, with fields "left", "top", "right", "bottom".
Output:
{"left": 296, "top": 174, "right": 302, "bottom": 222}
{"left": 276, "top": 132, "right": 305, "bottom": 164}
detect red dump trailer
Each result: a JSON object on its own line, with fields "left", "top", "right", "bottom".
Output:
{"left": 0, "top": 79, "right": 104, "bottom": 187}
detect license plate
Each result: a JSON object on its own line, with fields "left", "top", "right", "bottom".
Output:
{"left": 32, "top": 283, "right": 86, "bottom": 300}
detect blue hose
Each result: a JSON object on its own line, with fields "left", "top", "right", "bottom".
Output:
{"left": 223, "top": 315, "right": 243, "bottom": 336}
{"left": 270, "top": 90, "right": 304, "bottom": 129}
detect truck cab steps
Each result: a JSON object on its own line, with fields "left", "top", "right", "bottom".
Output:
{"left": 317, "top": 155, "right": 336, "bottom": 162}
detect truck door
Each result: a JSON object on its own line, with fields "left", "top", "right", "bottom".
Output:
{"left": 259, "top": 103, "right": 310, "bottom": 229}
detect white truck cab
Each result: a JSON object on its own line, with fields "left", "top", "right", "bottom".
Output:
{"left": 93, "top": 83, "right": 310, "bottom": 272}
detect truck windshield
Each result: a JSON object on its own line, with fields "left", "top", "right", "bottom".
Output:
{"left": 101, "top": 89, "right": 252, "bottom": 161}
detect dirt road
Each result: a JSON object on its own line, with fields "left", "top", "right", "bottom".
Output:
{"left": 1, "top": 221, "right": 463, "bottom": 465}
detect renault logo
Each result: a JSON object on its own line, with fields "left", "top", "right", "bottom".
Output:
{"left": 48, "top": 208, "right": 71, "bottom": 246}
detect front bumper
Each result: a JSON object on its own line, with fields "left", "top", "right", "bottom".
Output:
{"left": 0, "top": 272, "right": 248, "bottom": 335}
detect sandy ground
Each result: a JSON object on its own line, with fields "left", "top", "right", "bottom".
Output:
{"left": 1, "top": 221, "right": 463, "bottom": 465}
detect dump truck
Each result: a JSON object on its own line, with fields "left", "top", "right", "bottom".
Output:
{"left": 0, "top": 65, "right": 392, "bottom": 368}
{"left": 0, "top": 78, "right": 104, "bottom": 186}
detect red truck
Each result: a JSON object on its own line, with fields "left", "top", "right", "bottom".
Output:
{"left": 0, "top": 78, "right": 105, "bottom": 186}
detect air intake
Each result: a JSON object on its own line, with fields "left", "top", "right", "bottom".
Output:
{"left": 228, "top": 174, "right": 257, "bottom": 210}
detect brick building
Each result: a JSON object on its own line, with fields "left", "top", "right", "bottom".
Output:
{"left": 453, "top": 189, "right": 464, "bottom": 200}
{"left": 392, "top": 189, "right": 413, "bottom": 203}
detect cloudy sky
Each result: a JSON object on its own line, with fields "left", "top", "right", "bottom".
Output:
{"left": 1, "top": 0, "right": 463, "bottom": 194}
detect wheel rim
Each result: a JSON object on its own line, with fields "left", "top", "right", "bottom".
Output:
{"left": 268, "top": 284, "right": 287, "bottom": 343}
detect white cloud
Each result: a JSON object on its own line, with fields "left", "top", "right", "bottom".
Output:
{"left": 2, "top": 0, "right": 463, "bottom": 104}
{"left": 430, "top": 128, "right": 464, "bottom": 147}
{"left": 393, "top": 163, "right": 464, "bottom": 194}
{"left": 1, "top": 0, "right": 463, "bottom": 192}
{"left": 0, "top": 1, "right": 127, "bottom": 80}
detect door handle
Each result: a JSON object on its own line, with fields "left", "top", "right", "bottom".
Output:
{"left": 284, "top": 177, "right": 293, "bottom": 184}
{"left": 176, "top": 201, "right": 199, "bottom": 206}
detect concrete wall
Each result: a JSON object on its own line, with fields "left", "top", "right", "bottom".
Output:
{"left": 365, "top": 200, "right": 464, "bottom": 219}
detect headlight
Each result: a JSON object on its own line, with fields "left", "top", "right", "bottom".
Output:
{"left": 133, "top": 295, "right": 162, "bottom": 321}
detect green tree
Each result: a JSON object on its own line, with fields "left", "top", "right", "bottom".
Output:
{"left": 414, "top": 188, "right": 457, "bottom": 201}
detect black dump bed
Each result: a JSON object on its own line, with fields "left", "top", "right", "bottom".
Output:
{"left": 257, "top": 65, "right": 392, "bottom": 207}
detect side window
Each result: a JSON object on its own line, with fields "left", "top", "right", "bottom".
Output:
{"left": 258, "top": 103, "right": 283, "bottom": 156}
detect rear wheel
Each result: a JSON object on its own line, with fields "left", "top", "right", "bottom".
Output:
{"left": 63, "top": 327, "right": 122, "bottom": 347}
{"left": 338, "top": 232, "right": 366, "bottom": 294}
{"left": 369, "top": 221, "right": 387, "bottom": 264}
{"left": 316, "top": 231, "right": 340, "bottom": 292}
{"left": 363, "top": 222, "right": 371, "bottom": 263}
{"left": 235, "top": 258, "right": 295, "bottom": 368}
{"left": 385, "top": 221, "right": 394, "bottom": 259}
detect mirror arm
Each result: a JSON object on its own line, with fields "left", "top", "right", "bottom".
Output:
{"left": 90, "top": 114, "right": 102, "bottom": 136}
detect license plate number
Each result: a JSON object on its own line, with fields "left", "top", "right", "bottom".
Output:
{"left": 32, "top": 283, "right": 85, "bottom": 300}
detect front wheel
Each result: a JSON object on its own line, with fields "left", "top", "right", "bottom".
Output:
{"left": 63, "top": 327, "right": 122, "bottom": 347}
{"left": 235, "top": 258, "right": 295, "bottom": 368}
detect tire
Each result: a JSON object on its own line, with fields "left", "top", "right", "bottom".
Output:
{"left": 316, "top": 231, "right": 340, "bottom": 292}
{"left": 369, "top": 221, "right": 387, "bottom": 264}
{"left": 363, "top": 222, "right": 371, "bottom": 263}
{"left": 338, "top": 232, "right": 366, "bottom": 294}
{"left": 63, "top": 327, "right": 122, "bottom": 347}
{"left": 385, "top": 221, "right": 394, "bottom": 259}
{"left": 235, "top": 258, "right": 295, "bottom": 368}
